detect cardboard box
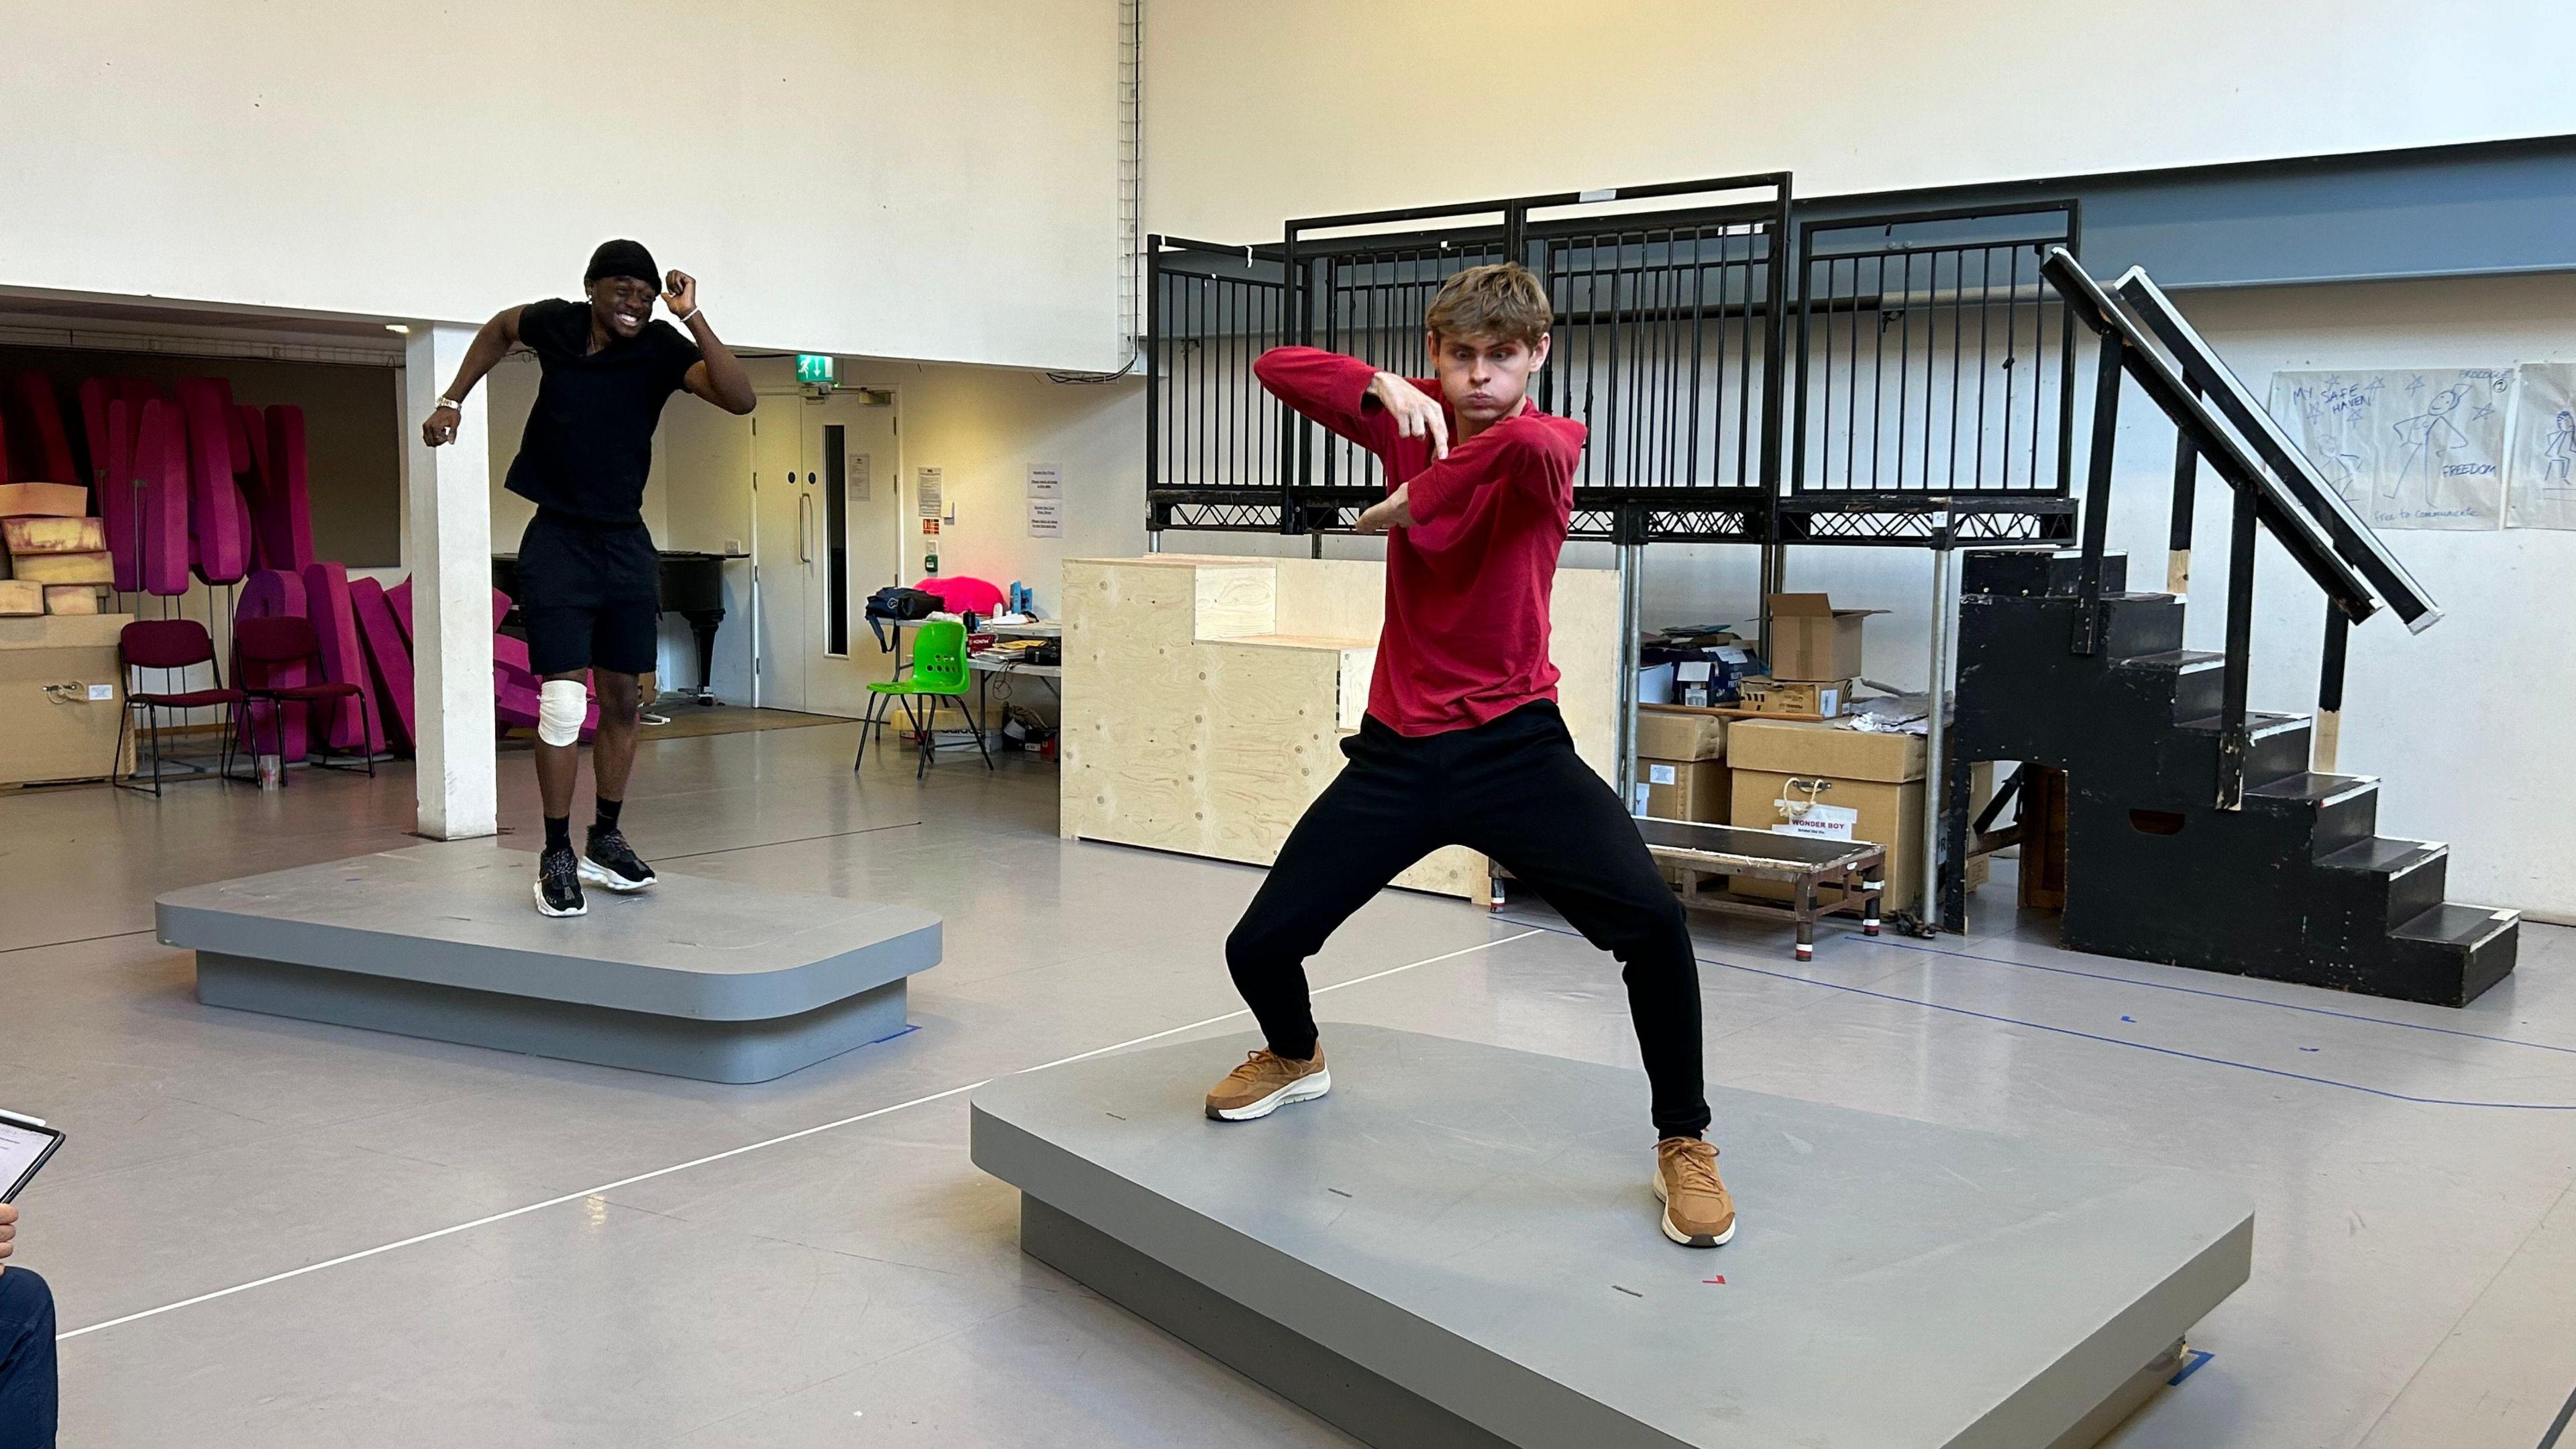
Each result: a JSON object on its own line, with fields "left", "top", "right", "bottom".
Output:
{"left": 0, "top": 613, "right": 135, "bottom": 785}
{"left": 0, "top": 581, "right": 40, "bottom": 617}
{"left": 0, "top": 482, "right": 88, "bottom": 519}
{"left": 1766, "top": 593, "right": 1884, "bottom": 682}
{"left": 1633, "top": 757, "right": 1730, "bottom": 824}
{"left": 1634, "top": 704, "right": 1725, "bottom": 761}
{"left": 8, "top": 551, "right": 113, "bottom": 585}
{"left": 3, "top": 517, "right": 106, "bottom": 555}
{"left": 1737, "top": 677, "right": 1851, "bottom": 718}
{"left": 1729, "top": 756, "right": 1991, "bottom": 914}
{"left": 44, "top": 586, "right": 104, "bottom": 616}
{"left": 1728, "top": 718, "right": 1923, "bottom": 782}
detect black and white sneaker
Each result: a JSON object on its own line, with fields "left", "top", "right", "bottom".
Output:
{"left": 580, "top": 828, "right": 658, "bottom": 894}
{"left": 535, "top": 844, "right": 588, "bottom": 918}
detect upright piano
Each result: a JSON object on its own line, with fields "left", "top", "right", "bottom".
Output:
{"left": 490, "top": 550, "right": 743, "bottom": 702}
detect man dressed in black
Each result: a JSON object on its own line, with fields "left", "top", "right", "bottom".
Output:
{"left": 423, "top": 240, "right": 755, "bottom": 916}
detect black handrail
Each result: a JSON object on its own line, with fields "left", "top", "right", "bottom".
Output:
{"left": 2039, "top": 246, "right": 2439, "bottom": 808}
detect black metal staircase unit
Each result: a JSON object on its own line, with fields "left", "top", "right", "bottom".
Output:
{"left": 1950, "top": 252, "right": 2517, "bottom": 1006}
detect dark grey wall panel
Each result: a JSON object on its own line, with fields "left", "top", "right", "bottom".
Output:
{"left": 1805, "top": 135, "right": 2576, "bottom": 289}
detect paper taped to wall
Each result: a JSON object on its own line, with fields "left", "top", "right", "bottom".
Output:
{"left": 2507, "top": 362, "right": 2576, "bottom": 530}
{"left": 2267, "top": 368, "right": 2511, "bottom": 530}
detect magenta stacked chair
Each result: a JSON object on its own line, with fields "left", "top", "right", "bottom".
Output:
{"left": 116, "top": 619, "right": 247, "bottom": 796}
{"left": 233, "top": 568, "right": 312, "bottom": 759}
{"left": 234, "top": 615, "right": 374, "bottom": 783}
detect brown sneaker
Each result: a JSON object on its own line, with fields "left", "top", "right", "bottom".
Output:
{"left": 1654, "top": 1136, "right": 1737, "bottom": 1247}
{"left": 1204, "top": 1048, "right": 1331, "bottom": 1122}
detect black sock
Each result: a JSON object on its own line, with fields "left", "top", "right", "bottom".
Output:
{"left": 592, "top": 797, "right": 623, "bottom": 835}
{"left": 543, "top": 815, "right": 571, "bottom": 853}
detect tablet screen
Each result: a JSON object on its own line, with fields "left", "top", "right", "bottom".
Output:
{"left": 0, "top": 1119, "right": 58, "bottom": 1202}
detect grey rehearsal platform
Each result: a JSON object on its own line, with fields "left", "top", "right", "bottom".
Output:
{"left": 156, "top": 841, "right": 941, "bottom": 1083}
{"left": 971, "top": 1024, "right": 2255, "bottom": 1449}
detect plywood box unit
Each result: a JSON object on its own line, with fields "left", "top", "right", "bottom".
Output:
{"left": 0, "top": 482, "right": 88, "bottom": 518}
{"left": 2, "top": 517, "right": 106, "bottom": 555}
{"left": 1061, "top": 554, "right": 1620, "bottom": 903}
{"left": 44, "top": 586, "right": 105, "bottom": 616}
{"left": 8, "top": 551, "right": 113, "bottom": 586}
{"left": 0, "top": 612, "right": 136, "bottom": 785}
{"left": 0, "top": 581, "right": 41, "bottom": 617}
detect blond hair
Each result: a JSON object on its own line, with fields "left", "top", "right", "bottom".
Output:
{"left": 1423, "top": 262, "right": 1552, "bottom": 346}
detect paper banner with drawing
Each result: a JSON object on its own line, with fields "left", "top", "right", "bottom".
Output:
{"left": 2266, "top": 368, "right": 2510, "bottom": 530}
{"left": 2507, "top": 362, "right": 2576, "bottom": 530}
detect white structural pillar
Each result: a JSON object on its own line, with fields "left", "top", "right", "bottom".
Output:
{"left": 402, "top": 324, "right": 498, "bottom": 840}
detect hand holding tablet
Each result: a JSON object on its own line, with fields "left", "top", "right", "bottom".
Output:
{"left": 0, "top": 1112, "right": 62, "bottom": 1205}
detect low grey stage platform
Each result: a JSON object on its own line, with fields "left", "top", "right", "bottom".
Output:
{"left": 972, "top": 1025, "right": 2253, "bottom": 1449}
{"left": 157, "top": 841, "right": 941, "bottom": 1083}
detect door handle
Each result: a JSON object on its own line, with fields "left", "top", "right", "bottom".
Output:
{"left": 799, "top": 494, "right": 814, "bottom": 564}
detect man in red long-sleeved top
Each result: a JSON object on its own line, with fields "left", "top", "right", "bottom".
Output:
{"left": 1202, "top": 264, "right": 1735, "bottom": 1248}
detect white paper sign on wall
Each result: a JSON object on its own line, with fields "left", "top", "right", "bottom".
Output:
{"left": 916, "top": 466, "right": 943, "bottom": 519}
{"left": 1027, "top": 463, "right": 1062, "bottom": 498}
{"left": 1028, "top": 499, "right": 1063, "bottom": 538}
{"left": 848, "top": 453, "right": 870, "bottom": 502}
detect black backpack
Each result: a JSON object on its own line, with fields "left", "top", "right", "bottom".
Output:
{"left": 864, "top": 586, "right": 943, "bottom": 650}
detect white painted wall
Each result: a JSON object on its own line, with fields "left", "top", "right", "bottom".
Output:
{"left": 1145, "top": 0, "right": 2576, "bottom": 242}
{"left": 7, "top": 1, "right": 1124, "bottom": 370}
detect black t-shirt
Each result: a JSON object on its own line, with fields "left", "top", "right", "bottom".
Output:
{"left": 502, "top": 297, "right": 702, "bottom": 523}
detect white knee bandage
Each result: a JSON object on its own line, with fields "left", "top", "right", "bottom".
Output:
{"left": 537, "top": 680, "right": 588, "bottom": 747}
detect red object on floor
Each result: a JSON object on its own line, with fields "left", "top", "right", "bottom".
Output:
{"left": 301, "top": 561, "right": 384, "bottom": 755}
{"left": 133, "top": 399, "right": 193, "bottom": 597}
{"left": 233, "top": 568, "right": 313, "bottom": 759}
{"left": 258, "top": 405, "right": 316, "bottom": 572}
{"left": 349, "top": 577, "right": 415, "bottom": 755}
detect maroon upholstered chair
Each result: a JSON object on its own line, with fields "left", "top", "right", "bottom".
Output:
{"left": 116, "top": 619, "right": 246, "bottom": 796}
{"left": 234, "top": 614, "right": 374, "bottom": 784}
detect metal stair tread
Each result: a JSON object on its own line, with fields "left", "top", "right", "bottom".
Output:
{"left": 2244, "top": 771, "right": 2379, "bottom": 804}
{"left": 2178, "top": 710, "right": 2308, "bottom": 737}
{"left": 2319, "top": 837, "right": 2447, "bottom": 877}
{"left": 2113, "top": 649, "right": 2226, "bottom": 674}
{"left": 2390, "top": 902, "right": 2520, "bottom": 950}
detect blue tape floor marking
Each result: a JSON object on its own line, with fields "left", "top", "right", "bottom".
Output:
{"left": 1849, "top": 933, "right": 2576, "bottom": 1057}
{"left": 1490, "top": 916, "right": 2576, "bottom": 1112}
{"left": 2168, "top": 1348, "right": 2215, "bottom": 1387}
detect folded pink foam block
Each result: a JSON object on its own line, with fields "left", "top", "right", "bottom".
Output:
{"left": 349, "top": 577, "right": 414, "bottom": 757}
{"left": 385, "top": 577, "right": 412, "bottom": 640}
{"left": 234, "top": 568, "right": 311, "bottom": 759}
{"left": 492, "top": 632, "right": 530, "bottom": 672}
{"left": 9, "top": 373, "right": 78, "bottom": 488}
{"left": 301, "top": 561, "right": 384, "bottom": 755}
{"left": 177, "top": 379, "right": 251, "bottom": 584}
{"left": 258, "top": 406, "right": 315, "bottom": 572}
{"left": 78, "top": 380, "right": 112, "bottom": 488}
{"left": 97, "top": 396, "right": 140, "bottom": 592}
{"left": 134, "top": 400, "right": 193, "bottom": 597}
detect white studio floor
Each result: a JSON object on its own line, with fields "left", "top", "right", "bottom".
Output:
{"left": 2, "top": 720, "right": 2572, "bottom": 1448}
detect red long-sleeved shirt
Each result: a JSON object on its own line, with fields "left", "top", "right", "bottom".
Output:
{"left": 1250, "top": 345, "right": 1585, "bottom": 737}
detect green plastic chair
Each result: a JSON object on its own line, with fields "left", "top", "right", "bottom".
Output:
{"left": 855, "top": 619, "right": 994, "bottom": 780}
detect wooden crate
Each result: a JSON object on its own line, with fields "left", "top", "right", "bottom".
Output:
{"left": 1060, "top": 555, "right": 1619, "bottom": 904}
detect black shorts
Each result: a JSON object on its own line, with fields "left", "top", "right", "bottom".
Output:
{"left": 516, "top": 509, "right": 660, "bottom": 678}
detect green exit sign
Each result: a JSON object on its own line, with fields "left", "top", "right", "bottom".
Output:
{"left": 796, "top": 354, "right": 835, "bottom": 386}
